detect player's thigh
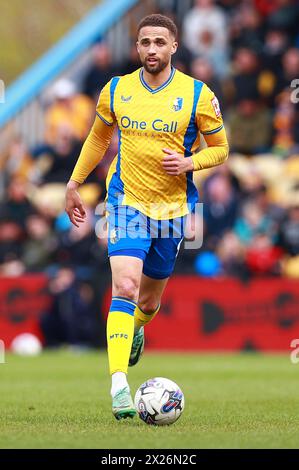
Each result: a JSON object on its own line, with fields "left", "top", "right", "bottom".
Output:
{"left": 142, "top": 216, "right": 185, "bottom": 282}
{"left": 138, "top": 274, "right": 169, "bottom": 312}
{"left": 110, "top": 255, "right": 144, "bottom": 302}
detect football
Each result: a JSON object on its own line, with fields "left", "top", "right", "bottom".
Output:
{"left": 134, "top": 377, "right": 184, "bottom": 425}
{"left": 11, "top": 333, "right": 42, "bottom": 357}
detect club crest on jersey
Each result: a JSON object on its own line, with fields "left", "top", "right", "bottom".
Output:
{"left": 110, "top": 228, "right": 119, "bottom": 244}
{"left": 170, "top": 97, "right": 183, "bottom": 112}
{"left": 121, "top": 95, "right": 132, "bottom": 102}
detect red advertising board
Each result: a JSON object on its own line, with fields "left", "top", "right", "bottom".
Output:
{"left": 0, "top": 276, "right": 50, "bottom": 347}
{"left": 103, "top": 277, "right": 299, "bottom": 351}
{"left": 1, "top": 275, "right": 298, "bottom": 352}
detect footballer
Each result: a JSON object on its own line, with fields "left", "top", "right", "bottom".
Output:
{"left": 65, "top": 14, "right": 229, "bottom": 420}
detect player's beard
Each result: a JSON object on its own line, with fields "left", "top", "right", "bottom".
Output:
{"left": 143, "top": 57, "right": 169, "bottom": 75}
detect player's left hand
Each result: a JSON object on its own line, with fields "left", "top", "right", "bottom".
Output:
{"left": 162, "top": 148, "right": 194, "bottom": 176}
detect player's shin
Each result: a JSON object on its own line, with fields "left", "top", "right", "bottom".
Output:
{"left": 106, "top": 297, "right": 135, "bottom": 380}
{"left": 134, "top": 304, "right": 160, "bottom": 333}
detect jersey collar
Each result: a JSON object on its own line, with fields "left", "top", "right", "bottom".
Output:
{"left": 139, "top": 66, "right": 176, "bottom": 94}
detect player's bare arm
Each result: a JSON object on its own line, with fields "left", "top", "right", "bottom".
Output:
{"left": 65, "top": 180, "right": 86, "bottom": 228}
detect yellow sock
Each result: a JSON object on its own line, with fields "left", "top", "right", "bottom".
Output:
{"left": 134, "top": 304, "right": 160, "bottom": 332}
{"left": 107, "top": 297, "right": 136, "bottom": 375}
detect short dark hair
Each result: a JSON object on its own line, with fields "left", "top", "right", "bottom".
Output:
{"left": 137, "top": 14, "right": 178, "bottom": 40}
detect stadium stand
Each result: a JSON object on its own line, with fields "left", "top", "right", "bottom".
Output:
{"left": 0, "top": 0, "right": 299, "bottom": 348}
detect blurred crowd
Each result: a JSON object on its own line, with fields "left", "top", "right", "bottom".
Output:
{"left": 1, "top": 0, "right": 299, "bottom": 346}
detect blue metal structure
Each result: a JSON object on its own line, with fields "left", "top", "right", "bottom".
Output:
{"left": 0, "top": 0, "right": 138, "bottom": 128}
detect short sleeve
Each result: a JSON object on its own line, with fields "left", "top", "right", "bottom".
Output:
{"left": 96, "top": 80, "right": 116, "bottom": 126}
{"left": 196, "top": 84, "right": 224, "bottom": 135}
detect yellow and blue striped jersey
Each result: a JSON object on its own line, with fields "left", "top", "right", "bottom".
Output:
{"left": 96, "top": 67, "right": 224, "bottom": 219}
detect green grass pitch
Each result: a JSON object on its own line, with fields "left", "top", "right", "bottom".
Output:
{"left": 0, "top": 351, "right": 298, "bottom": 449}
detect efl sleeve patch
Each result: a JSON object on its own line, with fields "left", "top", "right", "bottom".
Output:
{"left": 211, "top": 96, "right": 221, "bottom": 117}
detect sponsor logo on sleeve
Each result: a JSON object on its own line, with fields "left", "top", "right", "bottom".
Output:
{"left": 211, "top": 96, "right": 221, "bottom": 117}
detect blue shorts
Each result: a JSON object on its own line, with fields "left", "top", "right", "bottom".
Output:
{"left": 107, "top": 206, "right": 186, "bottom": 279}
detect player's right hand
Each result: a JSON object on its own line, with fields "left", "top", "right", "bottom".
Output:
{"left": 65, "top": 181, "right": 87, "bottom": 228}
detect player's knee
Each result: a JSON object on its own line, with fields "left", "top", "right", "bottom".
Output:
{"left": 138, "top": 297, "right": 160, "bottom": 314}
{"left": 114, "top": 277, "right": 139, "bottom": 301}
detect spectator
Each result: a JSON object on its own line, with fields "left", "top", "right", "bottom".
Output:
{"left": 245, "top": 233, "right": 283, "bottom": 276}
{"left": 277, "top": 204, "right": 299, "bottom": 256}
{"left": 56, "top": 208, "right": 98, "bottom": 271}
{"left": 0, "top": 137, "right": 33, "bottom": 187}
{"left": 266, "top": 0, "right": 299, "bottom": 39}
{"left": 0, "top": 177, "right": 34, "bottom": 228}
{"left": 83, "top": 42, "right": 119, "bottom": 100}
{"left": 234, "top": 200, "right": 275, "bottom": 246}
{"left": 121, "top": 42, "right": 141, "bottom": 76}
{"left": 202, "top": 172, "right": 239, "bottom": 247}
{"left": 45, "top": 79, "right": 93, "bottom": 144}
{"left": 230, "top": 5, "right": 264, "bottom": 54}
{"left": 190, "top": 57, "right": 224, "bottom": 109}
{"left": 263, "top": 29, "right": 290, "bottom": 75}
{"left": 277, "top": 47, "right": 299, "bottom": 92}
{"left": 172, "top": 43, "right": 193, "bottom": 75}
{"left": 228, "top": 97, "right": 272, "bottom": 154}
{"left": 253, "top": 184, "right": 285, "bottom": 227}
{"left": 182, "top": 0, "right": 229, "bottom": 77}
{"left": 272, "top": 88, "right": 298, "bottom": 156}
{"left": 39, "top": 124, "right": 85, "bottom": 184}
{"left": 22, "top": 213, "right": 58, "bottom": 272}
{"left": 227, "top": 48, "right": 261, "bottom": 104}
{"left": 0, "top": 219, "right": 24, "bottom": 268}
{"left": 174, "top": 211, "right": 204, "bottom": 274}
{"left": 254, "top": 0, "right": 279, "bottom": 18}
{"left": 40, "top": 267, "right": 97, "bottom": 348}
{"left": 217, "top": 230, "right": 248, "bottom": 278}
